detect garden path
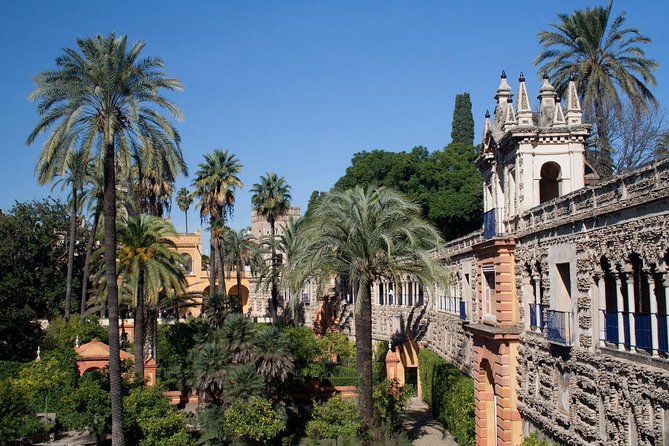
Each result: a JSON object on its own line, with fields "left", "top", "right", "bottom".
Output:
{"left": 400, "top": 397, "right": 458, "bottom": 446}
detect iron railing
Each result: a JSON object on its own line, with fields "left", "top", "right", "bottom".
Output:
{"left": 601, "top": 310, "right": 668, "bottom": 354}
{"left": 459, "top": 300, "right": 467, "bottom": 321}
{"left": 546, "top": 310, "right": 573, "bottom": 346}
{"left": 529, "top": 303, "right": 546, "bottom": 330}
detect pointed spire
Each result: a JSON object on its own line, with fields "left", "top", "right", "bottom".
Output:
{"left": 516, "top": 72, "right": 533, "bottom": 126}
{"left": 538, "top": 73, "right": 557, "bottom": 127}
{"left": 493, "top": 70, "right": 513, "bottom": 139}
{"left": 565, "top": 72, "right": 582, "bottom": 125}
{"left": 482, "top": 109, "right": 492, "bottom": 142}
{"left": 552, "top": 97, "right": 566, "bottom": 126}
{"left": 504, "top": 97, "right": 517, "bottom": 127}
{"left": 495, "top": 70, "right": 512, "bottom": 100}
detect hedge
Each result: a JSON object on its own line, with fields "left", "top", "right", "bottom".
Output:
{"left": 418, "top": 348, "right": 474, "bottom": 446}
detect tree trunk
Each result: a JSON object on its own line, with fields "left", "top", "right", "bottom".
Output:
{"left": 103, "top": 143, "right": 124, "bottom": 446}
{"left": 65, "top": 185, "right": 77, "bottom": 320}
{"left": 355, "top": 283, "right": 373, "bottom": 428}
{"left": 270, "top": 221, "right": 278, "bottom": 319}
{"left": 236, "top": 261, "right": 242, "bottom": 313}
{"left": 184, "top": 209, "right": 188, "bottom": 234}
{"left": 217, "top": 235, "right": 226, "bottom": 296}
{"left": 134, "top": 268, "right": 145, "bottom": 382}
{"left": 80, "top": 199, "right": 102, "bottom": 323}
{"left": 209, "top": 220, "right": 216, "bottom": 298}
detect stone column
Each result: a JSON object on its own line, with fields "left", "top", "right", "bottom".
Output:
{"left": 646, "top": 268, "right": 659, "bottom": 356}
{"left": 532, "top": 272, "right": 541, "bottom": 333}
{"left": 614, "top": 272, "right": 625, "bottom": 351}
{"left": 595, "top": 272, "right": 606, "bottom": 347}
{"left": 624, "top": 265, "right": 637, "bottom": 351}
{"left": 661, "top": 268, "right": 669, "bottom": 354}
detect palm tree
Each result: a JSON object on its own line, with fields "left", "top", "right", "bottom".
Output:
{"left": 250, "top": 173, "right": 291, "bottom": 318}
{"left": 191, "top": 340, "right": 231, "bottom": 405}
{"left": 192, "top": 150, "right": 243, "bottom": 297}
{"left": 535, "top": 2, "right": 658, "bottom": 177}
{"left": 224, "top": 227, "right": 257, "bottom": 312}
{"left": 285, "top": 186, "right": 448, "bottom": 427}
{"left": 79, "top": 169, "right": 103, "bottom": 322}
{"left": 176, "top": 188, "right": 193, "bottom": 233}
{"left": 222, "top": 364, "right": 265, "bottom": 405}
{"left": 44, "top": 150, "right": 88, "bottom": 320}
{"left": 217, "top": 313, "right": 256, "bottom": 364}
{"left": 253, "top": 326, "right": 294, "bottom": 383}
{"left": 28, "top": 34, "right": 184, "bottom": 445}
{"left": 116, "top": 215, "right": 187, "bottom": 379}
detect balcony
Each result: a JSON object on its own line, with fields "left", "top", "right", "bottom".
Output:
{"left": 602, "top": 310, "right": 668, "bottom": 355}
{"left": 529, "top": 303, "right": 546, "bottom": 330}
{"left": 546, "top": 310, "right": 573, "bottom": 346}
{"left": 459, "top": 300, "right": 467, "bottom": 321}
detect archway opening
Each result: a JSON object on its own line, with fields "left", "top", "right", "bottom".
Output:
{"left": 539, "top": 162, "right": 561, "bottom": 203}
{"left": 228, "top": 284, "right": 250, "bottom": 315}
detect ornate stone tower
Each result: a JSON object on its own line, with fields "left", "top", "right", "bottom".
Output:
{"left": 478, "top": 72, "right": 592, "bottom": 239}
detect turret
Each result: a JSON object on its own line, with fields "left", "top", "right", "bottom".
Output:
{"left": 538, "top": 72, "right": 558, "bottom": 127}
{"left": 516, "top": 73, "right": 533, "bottom": 126}
{"left": 564, "top": 72, "right": 583, "bottom": 126}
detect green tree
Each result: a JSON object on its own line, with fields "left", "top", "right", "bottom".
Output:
{"left": 43, "top": 149, "right": 89, "bottom": 320}
{"left": 250, "top": 172, "right": 292, "bottom": 318}
{"left": 451, "top": 93, "right": 474, "bottom": 146}
{"left": 0, "top": 380, "right": 42, "bottom": 444}
{"left": 0, "top": 200, "right": 79, "bottom": 359}
{"left": 224, "top": 396, "right": 285, "bottom": 445}
{"left": 28, "top": 34, "right": 184, "bottom": 445}
{"left": 285, "top": 186, "right": 448, "bottom": 426}
{"left": 535, "top": 2, "right": 658, "bottom": 177}
{"left": 224, "top": 227, "right": 257, "bottom": 312}
{"left": 253, "top": 325, "right": 294, "bottom": 384}
{"left": 175, "top": 188, "right": 193, "bottom": 233}
{"left": 116, "top": 215, "right": 187, "bottom": 379}
{"left": 59, "top": 373, "right": 111, "bottom": 440}
{"left": 222, "top": 364, "right": 266, "bottom": 404}
{"left": 191, "top": 340, "right": 230, "bottom": 405}
{"left": 193, "top": 150, "right": 243, "bottom": 297}
{"left": 306, "top": 395, "right": 362, "bottom": 440}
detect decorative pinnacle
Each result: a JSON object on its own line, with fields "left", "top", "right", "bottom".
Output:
{"left": 507, "top": 97, "right": 513, "bottom": 103}
{"left": 569, "top": 71, "right": 576, "bottom": 81}
{"left": 501, "top": 70, "right": 507, "bottom": 79}
{"left": 542, "top": 70, "right": 549, "bottom": 79}
{"left": 519, "top": 72, "right": 525, "bottom": 82}
{"left": 485, "top": 110, "right": 490, "bottom": 118}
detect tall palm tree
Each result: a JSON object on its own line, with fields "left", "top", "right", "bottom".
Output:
{"left": 535, "top": 2, "right": 658, "bottom": 177}
{"left": 250, "top": 173, "right": 291, "bottom": 318}
{"left": 224, "top": 227, "right": 257, "bottom": 311}
{"left": 285, "top": 186, "right": 448, "bottom": 427}
{"left": 45, "top": 149, "right": 88, "bottom": 320}
{"left": 116, "top": 215, "right": 187, "bottom": 379}
{"left": 176, "top": 187, "right": 193, "bottom": 233}
{"left": 79, "top": 169, "right": 103, "bottom": 322}
{"left": 192, "top": 150, "right": 243, "bottom": 297}
{"left": 28, "top": 34, "right": 184, "bottom": 445}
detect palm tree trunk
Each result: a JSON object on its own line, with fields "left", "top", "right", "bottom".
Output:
{"left": 103, "top": 143, "right": 125, "bottom": 446}
{"left": 209, "top": 221, "right": 216, "bottom": 298}
{"left": 65, "top": 185, "right": 77, "bottom": 320}
{"left": 355, "top": 283, "right": 373, "bottom": 428}
{"left": 184, "top": 209, "right": 188, "bottom": 233}
{"left": 80, "top": 199, "right": 102, "bottom": 323}
{"left": 236, "top": 261, "right": 242, "bottom": 313}
{"left": 270, "top": 222, "right": 278, "bottom": 319}
{"left": 217, "top": 235, "right": 226, "bottom": 296}
{"left": 134, "top": 268, "right": 145, "bottom": 381}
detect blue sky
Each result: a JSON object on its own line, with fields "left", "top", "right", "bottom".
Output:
{"left": 1, "top": 1, "right": 668, "bottom": 238}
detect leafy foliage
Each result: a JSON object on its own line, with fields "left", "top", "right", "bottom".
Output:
{"left": 0, "top": 380, "right": 42, "bottom": 444}
{"left": 521, "top": 433, "right": 555, "bottom": 446}
{"left": 418, "top": 348, "right": 474, "bottom": 446}
{"left": 334, "top": 144, "right": 482, "bottom": 240}
{"left": 59, "top": 373, "right": 111, "bottom": 438}
{"left": 306, "top": 395, "right": 362, "bottom": 440}
{"left": 282, "top": 326, "right": 326, "bottom": 384}
{"left": 373, "top": 379, "right": 411, "bottom": 428}
{"left": 42, "top": 316, "right": 108, "bottom": 351}
{"left": 123, "top": 385, "right": 194, "bottom": 446}
{"left": 224, "top": 396, "right": 285, "bottom": 444}
{"left": 372, "top": 341, "right": 388, "bottom": 385}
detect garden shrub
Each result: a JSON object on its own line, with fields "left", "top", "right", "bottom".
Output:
{"left": 323, "top": 363, "right": 359, "bottom": 387}
{"left": 0, "top": 361, "right": 29, "bottom": 382}
{"left": 372, "top": 341, "right": 388, "bottom": 384}
{"left": 521, "top": 433, "right": 554, "bottom": 446}
{"left": 306, "top": 395, "right": 362, "bottom": 440}
{"left": 42, "top": 316, "right": 108, "bottom": 351}
{"left": 0, "top": 380, "right": 42, "bottom": 444}
{"left": 283, "top": 326, "right": 326, "bottom": 384}
{"left": 59, "top": 373, "right": 111, "bottom": 439}
{"left": 418, "top": 348, "right": 474, "bottom": 446}
{"left": 224, "top": 396, "right": 285, "bottom": 444}
{"left": 373, "top": 379, "right": 411, "bottom": 427}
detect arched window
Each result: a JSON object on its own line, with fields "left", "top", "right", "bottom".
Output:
{"left": 539, "top": 162, "right": 561, "bottom": 203}
{"left": 181, "top": 253, "right": 193, "bottom": 275}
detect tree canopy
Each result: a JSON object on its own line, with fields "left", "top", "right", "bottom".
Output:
{"left": 451, "top": 93, "right": 474, "bottom": 146}
{"left": 335, "top": 144, "right": 482, "bottom": 240}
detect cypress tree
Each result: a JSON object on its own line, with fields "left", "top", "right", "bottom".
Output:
{"left": 451, "top": 92, "right": 475, "bottom": 146}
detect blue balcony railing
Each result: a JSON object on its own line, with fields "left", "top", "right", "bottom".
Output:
{"left": 546, "top": 310, "right": 573, "bottom": 346}
{"left": 602, "top": 310, "right": 668, "bottom": 354}
{"left": 483, "top": 209, "right": 496, "bottom": 240}
{"left": 529, "top": 303, "right": 546, "bottom": 330}
{"left": 459, "top": 300, "right": 467, "bottom": 321}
